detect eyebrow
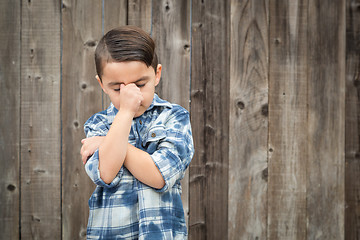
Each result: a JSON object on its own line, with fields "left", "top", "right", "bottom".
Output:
{"left": 107, "top": 76, "right": 150, "bottom": 87}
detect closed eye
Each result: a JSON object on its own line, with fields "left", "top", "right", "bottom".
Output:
{"left": 114, "top": 88, "right": 120, "bottom": 92}
{"left": 136, "top": 84, "right": 145, "bottom": 88}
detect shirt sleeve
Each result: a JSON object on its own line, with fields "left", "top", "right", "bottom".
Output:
{"left": 83, "top": 113, "right": 124, "bottom": 188}
{"left": 150, "top": 109, "right": 194, "bottom": 193}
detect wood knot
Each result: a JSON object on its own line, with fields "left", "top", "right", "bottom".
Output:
{"left": 7, "top": 184, "right": 16, "bottom": 191}
{"left": 262, "top": 168, "right": 268, "bottom": 181}
{"left": 30, "top": 49, "right": 34, "bottom": 59}
{"left": 32, "top": 216, "right": 41, "bottom": 222}
{"left": 261, "top": 104, "right": 268, "bottom": 116}
{"left": 351, "top": 2, "right": 360, "bottom": 11}
{"left": 165, "top": 2, "right": 170, "bottom": 11}
{"left": 84, "top": 40, "right": 97, "bottom": 47}
{"left": 237, "top": 101, "right": 245, "bottom": 109}
{"left": 354, "top": 80, "right": 360, "bottom": 88}
{"left": 81, "top": 82, "right": 87, "bottom": 90}
{"left": 79, "top": 229, "right": 87, "bottom": 237}
{"left": 34, "top": 169, "right": 46, "bottom": 174}
{"left": 183, "top": 44, "right": 190, "bottom": 52}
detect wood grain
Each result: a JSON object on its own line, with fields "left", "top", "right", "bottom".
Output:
{"left": 61, "top": 0, "right": 102, "bottom": 239}
{"left": 189, "top": 1, "right": 230, "bottom": 239}
{"left": 0, "top": 0, "right": 20, "bottom": 239}
{"left": 20, "top": 0, "right": 61, "bottom": 238}
{"left": 151, "top": 0, "right": 191, "bottom": 229}
{"left": 128, "top": 0, "right": 152, "bottom": 33}
{"left": 229, "top": 0, "right": 269, "bottom": 239}
{"left": 307, "top": 0, "right": 346, "bottom": 239}
{"left": 267, "top": 0, "right": 308, "bottom": 239}
{"left": 345, "top": 0, "right": 360, "bottom": 239}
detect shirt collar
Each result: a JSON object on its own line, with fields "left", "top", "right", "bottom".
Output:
{"left": 146, "top": 94, "right": 172, "bottom": 112}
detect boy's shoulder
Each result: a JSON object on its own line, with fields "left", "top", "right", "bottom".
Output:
{"left": 150, "top": 95, "right": 189, "bottom": 120}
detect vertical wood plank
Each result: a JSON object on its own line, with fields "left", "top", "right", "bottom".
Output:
{"left": 103, "top": 0, "right": 128, "bottom": 33}
{"left": 229, "top": 0, "right": 268, "bottom": 239}
{"left": 152, "top": 0, "right": 191, "bottom": 109}
{"left": 307, "top": 0, "right": 346, "bottom": 239}
{"left": 102, "top": 0, "right": 128, "bottom": 109}
{"left": 151, "top": 0, "right": 191, "bottom": 228}
{"left": 267, "top": 0, "right": 308, "bottom": 239}
{"left": 189, "top": 1, "right": 230, "bottom": 239}
{"left": 62, "top": 1, "right": 102, "bottom": 239}
{"left": 128, "top": 0, "right": 152, "bottom": 33}
{"left": 20, "top": 0, "right": 61, "bottom": 238}
{"left": 345, "top": 0, "right": 360, "bottom": 239}
{"left": 0, "top": 0, "right": 20, "bottom": 239}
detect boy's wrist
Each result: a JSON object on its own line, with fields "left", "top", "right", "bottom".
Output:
{"left": 117, "top": 108, "right": 136, "bottom": 119}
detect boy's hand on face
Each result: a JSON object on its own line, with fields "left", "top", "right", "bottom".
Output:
{"left": 80, "top": 136, "right": 105, "bottom": 164}
{"left": 119, "top": 83, "right": 144, "bottom": 116}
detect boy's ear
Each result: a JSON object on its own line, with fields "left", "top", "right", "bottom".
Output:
{"left": 155, "top": 64, "right": 162, "bottom": 87}
{"left": 96, "top": 75, "right": 107, "bottom": 94}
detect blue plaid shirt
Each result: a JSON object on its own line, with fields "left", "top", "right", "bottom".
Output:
{"left": 84, "top": 94, "right": 194, "bottom": 239}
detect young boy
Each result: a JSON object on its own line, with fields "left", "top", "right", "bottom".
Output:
{"left": 80, "top": 26, "right": 194, "bottom": 239}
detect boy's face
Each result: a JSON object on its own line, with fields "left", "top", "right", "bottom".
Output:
{"left": 96, "top": 61, "right": 162, "bottom": 118}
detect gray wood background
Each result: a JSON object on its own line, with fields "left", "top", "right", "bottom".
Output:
{"left": 0, "top": 0, "right": 358, "bottom": 239}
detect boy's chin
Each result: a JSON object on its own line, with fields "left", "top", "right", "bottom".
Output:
{"left": 134, "top": 108, "right": 146, "bottom": 118}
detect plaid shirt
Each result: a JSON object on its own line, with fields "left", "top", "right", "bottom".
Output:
{"left": 84, "top": 94, "right": 194, "bottom": 239}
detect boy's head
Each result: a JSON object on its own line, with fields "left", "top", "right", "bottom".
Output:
{"left": 95, "top": 25, "right": 158, "bottom": 80}
{"left": 94, "top": 26, "right": 162, "bottom": 117}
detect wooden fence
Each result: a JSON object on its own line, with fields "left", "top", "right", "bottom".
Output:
{"left": 0, "top": 0, "right": 359, "bottom": 239}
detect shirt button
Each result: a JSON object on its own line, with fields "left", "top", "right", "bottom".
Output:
{"left": 139, "top": 120, "right": 142, "bottom": 125}
{"left": 151, "top": 133, "right": 156, "bottom": 138}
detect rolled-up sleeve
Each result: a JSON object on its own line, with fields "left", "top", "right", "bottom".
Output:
{"left": 150, "top": 110, "right": 194, "bottom": 193}
{"left": 84, "top": 113, "right": 123, "bottom": 188}
{"left": 85, "top": 150, "right": 124, "bottom": 188}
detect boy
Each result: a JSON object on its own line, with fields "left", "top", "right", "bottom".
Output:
{"left": 80, "top": 26, "right": 194, "bottom": 239}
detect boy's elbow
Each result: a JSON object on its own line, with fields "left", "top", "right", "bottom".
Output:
{"left": 102, "top": 177, "right": 113, "bottom": 185}
{"left": 100, "top": 175, "right": 112, "bottom": 185}
{"left": 154, "top": 177, "right": 165, "bottom": 190}
{"left": 99, "top": 169, "right": 116, "bottom": 185}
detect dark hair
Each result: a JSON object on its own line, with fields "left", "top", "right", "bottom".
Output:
{"left": 95, "top": 25, "right": 158, "bottom": 80}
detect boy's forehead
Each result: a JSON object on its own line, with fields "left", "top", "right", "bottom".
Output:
{"left": 102, "top": 61, "right": 154, "bottom": 84}
{"left": 106, "top": 76, "right": 150, "bottom": 86}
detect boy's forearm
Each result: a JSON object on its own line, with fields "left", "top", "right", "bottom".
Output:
{"left": 124, "top": 143, "right": 165, "bottom": 189}
{"left": 98, "top": 109, "right": 133, "bottom": 184}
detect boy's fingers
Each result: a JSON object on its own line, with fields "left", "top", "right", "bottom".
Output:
{"left": 82, "top": 151, "right": 88, "bottom": 164}
{"left": 81, "top": 139, "right": 86, "bottom": 143}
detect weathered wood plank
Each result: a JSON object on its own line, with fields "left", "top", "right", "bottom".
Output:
{"left": 61, "top": 1, "right": 102, "bottom": 239}
{"left": 151, "top": 0, "right": 191, "bottom": 229}
{"left": 103, "top": 0, "right": 127, "bottom": 33}
{"left": 345, "top": 0, "right": 360, "bottom": 239}
{"left": 152, "top": 0, "right": 191, "bottom": 108}
{"left": 267, "top": 0, "right": 308, "bottom": 239}
{"left": 307, "top": 0, "right": 346, "bottom": 239}
{"left": 189, "top": 1, "right": 230, "bottom": 239}
{"left": 128, "top": 0, "right": 152, "bottom": 33}
{"left": 229, "top": 0, "right": 268, "bottom": 239}
{"left": 0, "top": 0, "right": 20, "bottom": 239}
{"left": 20, "top": 0, "right": 61, "bottom": 238}
{"left": 102, "top": 0, "right": 128, "bottom": 109}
